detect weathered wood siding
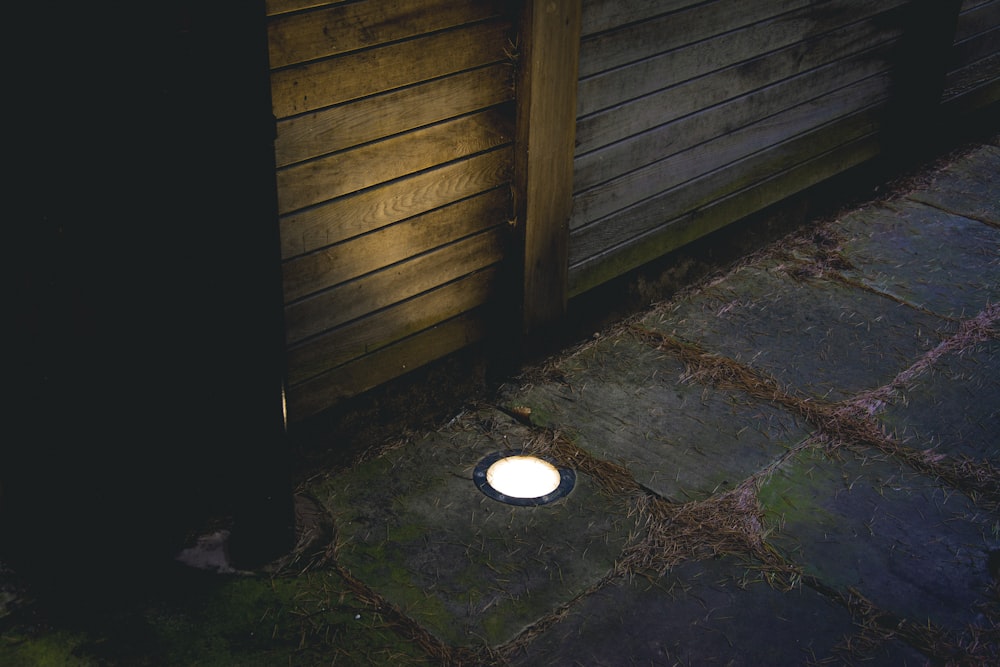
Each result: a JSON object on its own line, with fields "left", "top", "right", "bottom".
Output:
{"left": 266, "top": 0, "right": 998, "bottom": 422}
{"left": 943, "top": 0, "right": 1000, "bottom": 110}
{"left": 569, "top": 0, "right": 912, "bottom": 295}
{"left": 267, "top": 0, "right": 516, "bottom": 421}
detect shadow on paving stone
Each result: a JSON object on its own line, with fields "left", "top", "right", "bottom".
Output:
{"left": 836, "top": 199, "right": 1000, "bottom": 319}
{"left": 645, "top": 263, "right": 954, "bottom": 401}
{"left": 507, "top": 556, "right": 925, "bottom": 666}
{"left": 303, "top": 409, "right": 638, "bottom": 648}
{"left": 879, "top": 338, "right": 1000, "bottom": 462}
{"left": 500, "top": 331, "right": 810, "bottom": 501}
{"left": 905, "top": 143, "right": 1000, "bottom": 227}
{"left": 0, "top": 564, "right": 436, "bottom": 666}
{"left": 758, "top": 444, "right": 1000, "bottom": 643}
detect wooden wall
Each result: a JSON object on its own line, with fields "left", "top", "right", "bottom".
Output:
{"left": 943, "top": 0, "right": 1000, "bottom": 110}
{"left": 570, "top": 0, "right": 911, "bottom": 295}
{"left": 266, "top": 0, "right": 516, "bottom": 421}
{"left": 267, "top": 0, "right": 999, "bottom": 423}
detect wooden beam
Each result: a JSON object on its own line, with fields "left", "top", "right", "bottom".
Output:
{"left": 515, "top": 0, "right": 582, "bottom": 335}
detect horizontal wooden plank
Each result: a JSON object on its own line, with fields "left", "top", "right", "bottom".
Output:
{"left": 574, "top": 43, "right": 895, "bottom": 192}
{"left": 266, "top": 0, "right": 343, "bottom": 18}
{"left": 942, "top": 64, "right": 1000, "bottom": 109}
{"left": 581, "top": 0, "right": 696, "bottom": 37}
{"left": 287, "top": 267, "right": 499, "bottom": 384}
{"left": 577, "top": 0, "right": 907, "bottom": 117}
{"left": 955, "top": 0, "right": 1000, "bottom": 42}
{"left": 285, "top": 226, "right": 507, "bottom": 342}
{"left": 277, "top": 107, "right": 513, "bottom": 214}
{"left": 282, "top": 188, "right": 509, "bottom": 303}
{"left": 569, "top": 106, "right": 883, "bottom": 272}
{"left": 271, "top": 18, "right": 511, "bottom": 118}
{"left": 280, "top": 146, "right": 513, "bottom": 258}
{"left": 960, "top": 0, "right": 996, "bottom": 14}
{"left": 952, "top": 25, "right": 1000, "bottom": 68}
{"left": 568, "top": 131, "right": 883, "bottom": 296}
{"left": 945, "top": 48, "right": 1000, "bottom": 88}
{"left": 275, "top": 64, "right": 514, "bottom": 166}
{"left": 269, "top": 0, "right": 509, "bottom": 68}
{"left": 579, "top": 0, "right": 812, "bottom": 78}
{"left": 286, "top": 309, "right": 490, "bottom": 421}
{"left": 577, "top": 0, "right": 904, "bottom": 147}
{"left": 572, "top": 73, "right": 890, "bottom": 229}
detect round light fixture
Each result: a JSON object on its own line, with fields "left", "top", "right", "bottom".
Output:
{"left": 473, "top": 450, "right": 575, "bottom": 506}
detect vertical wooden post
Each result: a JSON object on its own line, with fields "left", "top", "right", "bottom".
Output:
{"left": 514, "top": 0, "right": 582, "bottom": 336}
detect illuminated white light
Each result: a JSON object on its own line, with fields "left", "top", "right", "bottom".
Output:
{"left": 485, "top": 455, "right": 562, "bottom": 499}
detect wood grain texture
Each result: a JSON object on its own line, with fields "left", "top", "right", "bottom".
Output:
{"left": 569, "top": 107, "right": 882, "bottom": 269}
{"left": 276, "top": 107, "right": 513, "bottom": 214}
{"left": 568, "top": 131, "right": 883, "bottom": 296}
{"left": 946, "top": 0, "right": 1000, "bottom": 105}
{"left": 268, "top": 2, "right": 516, "bottom": 417}
{"left": 266, "top": 0, "right": 343, "bottom": 18}
{"left": 515, "top": 0, "right": 582, "bottom": 333}
{"left": 579, "top": 0, "right": 812, "bottom": 78}
{"left": 581, "top": 0, "right": 697, "bottom": 37}
{"left": 285, "top": 227, "right": 507, "bottom": 344}
{"left": 271, "top": 18, "right": 511, "bottom": 118}
{"left": 275, "top": 64, "right": 513, "bottom": 166}
{"left": 574, "top": 44, "right": 896, "bottom": 193}
{"left": 280, "top": 147, "right": 512, "bottom": 259}
{"left": 941, "top": 67, "right": 1000, "bottom": 110}
{"left": 286, "top": 267, "right": 499, "bottom": 384}
{"left": 572, "top": 73, "right": 890, "bottom": 230}
{"left": 269, "top": 0, "right": 994, "bottom": 416}
{"left": 268, "top": 0, "right": 508, "bottom": 68}
{"left": 960, "top": 0, "right": 996, "bottom": 9}
{"left": 577, "top": 0, "right": 907, "bottom": 117}
{"left": 955, "top": 0, "right": 1000, "bottom": 42}
{"left": 953, "top": 25, "right": 1000, "bottom": 66}
{"left": 282, "top": 188, "right": 509, "bottom": 305}
{"left": 576, "top": 0, "right": 905, "bottom": 152}
{"left": 286, "top": 309, "right": 490, "bottom": 420}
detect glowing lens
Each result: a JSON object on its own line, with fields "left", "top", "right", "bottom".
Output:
{"left": 485, "top": 455, "right": 562, "bottom": 499}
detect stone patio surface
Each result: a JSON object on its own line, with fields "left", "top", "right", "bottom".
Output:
{"left": 2, "top": 137, "right": 998, "bottom": 665}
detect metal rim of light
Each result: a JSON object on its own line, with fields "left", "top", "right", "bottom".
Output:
{"left": 473, "top": 450, "right": 576, "bottom": 506}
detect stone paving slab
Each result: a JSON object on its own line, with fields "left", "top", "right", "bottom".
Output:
{"left": 644, "top": 264, "right": 952, "bottom": 401}
{"left": 305, "top": 409, "right": 638, "bottom": 647}
{"left": 879, "top": 338, "right": 1000, "bottom": 462}
{"left": 758, "top": 444, "right": 1000, "bottom": 639}
{"left": 507, "top": 556, "right": 926, "bottom": 666}
{"left": 500, "top": 332, "right": 810, "bottom": 502}
{"left": 836, "top": 199, "right": 1000, "bottom": 319}
{"left": 906, "top": 143, "right": 1000, "bottom": 226}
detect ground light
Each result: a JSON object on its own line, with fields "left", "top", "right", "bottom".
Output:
{"left": 473, "top": 450, "right": 576, "bottom": 506}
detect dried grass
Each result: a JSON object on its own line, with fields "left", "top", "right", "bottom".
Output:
{"left": 832, "top": 585, "right": 999, "bottom": 666}
{"left": 280, "top": 294, "right": 999, "bottom": 664}
{"left": 521, "top": 429, "right": 641, "bottom": 497}
{"left": 265, "top": 492, "right": 338, "bottom": 577}
{"left": 614, "top": 480, "right": 770, "bottom": 577}
{"left": 618, "top": 310, "right": 1000, "bottom": 663}
{"left": 629, "top": 316, "right": 1000, "bottom": 511}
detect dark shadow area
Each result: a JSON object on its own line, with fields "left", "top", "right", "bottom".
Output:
{"left": 880, "top": 0, "right": 963, "bottom": 168}
{"left": 4, "top": 1, "right": 292, "bottom": 613}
